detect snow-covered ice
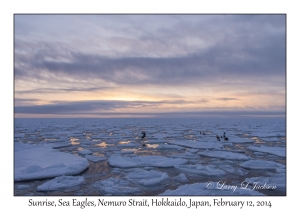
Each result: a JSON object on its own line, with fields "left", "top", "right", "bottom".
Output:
{"left": 198, "top": 150, "right": 251, "bottom": 160}
{"left": 108, "top": 155, "right": 188, "bottom": 168}
{"left": 156, "top": 144, "right": 184, "bottom": 150}
{"left": 127, "top": 169, "right": 169, "bottom": 186}
{"left": 240, "top": 160, "right": 286, "bottom": 170}
{"left": 92, "top": 177, "right": 140, "bottom": 195}
{"left": 173, "top": 173, "right": 189, "bottom": 183}
{"left": 169, "top": 140, "right": 223, "bottom": 149}
{"left": 45, "top": 142, "right": 72, "bottom": 149}
{"left": 224, "top": 137, "right": 254, "bottom": 144}
{"left": 248, "top": 146, "right": 286, "bottom": 157}
{"left": 174, "top": 164, "right": 226, "bottom": 176}
{"left": 36, "top": 176, "right": 85, "bottom": 192}
{"left": 78, "top": 149, "right": 93, "bottom": 156}
{"left": 85, "top": 155, "right": 107, "bottom": 163}
{"left": 14, "top": 142, "right": 89, "bottom": 181}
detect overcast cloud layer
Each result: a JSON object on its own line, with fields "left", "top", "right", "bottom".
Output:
{"left": 14, "top": 14, "right": 286, "bottom": 117}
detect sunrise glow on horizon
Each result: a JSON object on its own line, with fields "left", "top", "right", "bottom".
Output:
{"left": 14, "top": 14, "right": 286, "bottom": 118}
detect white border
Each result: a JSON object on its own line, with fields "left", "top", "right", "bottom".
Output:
{"left": 2, "top": 1, "right": 297, "bottom": 209}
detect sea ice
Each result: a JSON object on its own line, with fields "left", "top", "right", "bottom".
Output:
{"left": 170, "top": 152, "right": 200, "bottom": 159}
{"left": 78, "top": 139, "right": 97, "bottom": 146}
{"left": 14, "top": 142, "right": 89, "bottom": 181}
{"left": 85, "top": 155, "right": 107, "bottom": 163}
{"left": 248, "top": 146, "right": 286, "bottom": 157}
{"left": 169, "top": 140, "right": 223, "bottom": 149}
{"left": 240, "top": 160, "right": 285, "bottom": 170}
{"left": 174, "top": 164, "right": 226, "bottom": 176}
{"left": 78, "top": 149, "right": 93, "bottom": 156}
{"left": 219, "top": 165, "right": 235, "bottom": 173}
{"left": 36, "top": 176, "right": 85, "bottom": 192}
{"left": 127, "top": 169, "right": 169, "bottom": 186}
{"left": 173, "top": 173, "right": 189, "bottom": 183}
{"left": 198, "top": 151, "right": 251, "bottom": 160}
{"left": 15, "top": 184, "right": 31, "bottom": 190}
{"left": 259, "top": 137, "right": 281, "bottom": 142}
{"left": 108, "top": 155, "right": 188, "bottom": 168}
{"left": 224, "top": 137, "right": 254, "bottom": 144}
{"left": 156, "top": 144, "right": 184, "bottom": 150}
{"left": 145, "top": 139, "right": 168, "bottom": 144}
{"left": 188, "top": 148, "right": 199, "bottom": 153}
{"left": 159, "top": 182, "right": 265, "bottom": 195}
{"left": 45, "top": 142, "right": 72, "bottom": 149}
{"left": 117, "top": 142, "right": 139, "bottom": 148}
{"left": 92, "top": 177, "right": 140, "bottom": 195}
{"left": 152, "top": 133, "right": 167, "bottom": 140}
{"left": 14, "top": 133, "right": 25, "bottom": 138}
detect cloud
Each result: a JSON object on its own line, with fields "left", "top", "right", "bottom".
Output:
{"left": 14, "top": 15, "right": 286, "bottom": 88}
{"left": 15, "top": 42, "right": 285, "bottom": 88}
{"left": 14, "top": 99, "right": 209, "bottom": 114}
{"left": 14, "top": 98, "right": 41, "bottom": 106}
{"left": 217, "top": 98, "right": 240, "bottom": 101}
{"left": 15, "top": 87, "right": 113, "bottom": 94}
{"left": 14, "top": 15, "right": 286, "bottom": 116}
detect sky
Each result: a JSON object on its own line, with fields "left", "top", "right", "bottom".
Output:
{"left": 14, "top": 14, "right": 286, "bottom": 118}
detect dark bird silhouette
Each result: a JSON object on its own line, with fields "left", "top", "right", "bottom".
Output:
{"left": 224, "top": 137, "right": 229, "bottom": 141}
{"left": 216, "top": 135, "right": 220, "bottom": 141}
{"left": 141, "top": 131, "right": 146, "bottom": 139}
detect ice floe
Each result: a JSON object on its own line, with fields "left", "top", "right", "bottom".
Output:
{"left": 170, "top": 151, "right": 200, "bottom": 159}
{"left": 108, "top": 155, "right": 188, "bottom": 168}
{"left": 14, "top": 142, "right": 89, "bottom": 181}
{"left": 173, "top": 173, "right": 189, "bottom": 183}
{"left": 78, "top": 149, "right": 93, "bottom": 156}
{"left": 198, "top": 151, "right": 251, "bottom": 160}
{"left": 92, "top": 177, "right": 140, "bottom": 195}
{"left": 145, "top": 139, "right": 168, "bottom": 144}
{"left": 14, "top": 133, "right": 25, "bottom": 138}
{"left": 45, "top": 142, "right": 72, "bottom": 149}
{"left": 169, "top": 140, "right": 223, "bottom": 149}
{"left": 219, "top": 165, "right": 235, "bottom": 173}
{"left": 225, "top": 137, "right": 254, "bottom": 144}
{"left": 156, "top": 144, "right": 184, "bottom": 150}
{"left": 85, "top": 155, "right": 107, "bottom": 163}
{"left": 15, "top": 184, "right": 31, "bottom": 190}
{"left": 174, "top": 164, "right": 226, "bottom": 176}
{"left": 127, "top": 169, "right": 169, "bottom": 186}
{"left": 240, "top": 160, "right": 285, "bottom": 170}
{"left": 248, "top": 145, "right": 286, "bottom": 157}
{"left": 36, "top": 176, "right": 85, "bottom": 192}
{"left": 117, "top": 142, "right": 139, "bottom": 148}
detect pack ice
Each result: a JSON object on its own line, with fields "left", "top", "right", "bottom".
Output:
{"left": 14, "top": 142, "right": 89, "bottom": 181}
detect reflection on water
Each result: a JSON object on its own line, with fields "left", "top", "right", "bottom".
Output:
{"left": 251, "top": 137, "right": 265, "bottom": 144}
{"left": 118, "top": 141, "right": 131, "bottom": 144}
{"left": 95, "top": 142, "right": 114, "bottom": 148}
{"left": 146, "top": 144, "right": 159, "bottom": 149}
{"left": 70, "top": 137, "right": 80, "bottom": 145}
